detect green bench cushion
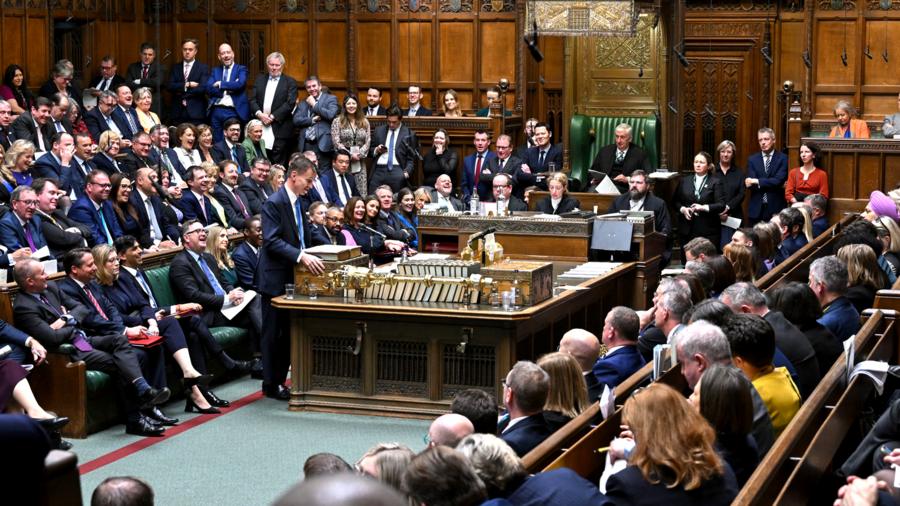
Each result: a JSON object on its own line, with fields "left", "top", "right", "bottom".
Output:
{"left": 210, "top": 326, "right": 247, "bottom": 348}
{"left": 144, "top": 265, "right": 178, "bottom": 307}
{"left": 568, "top": 114, "right": 659, "bottom": 188}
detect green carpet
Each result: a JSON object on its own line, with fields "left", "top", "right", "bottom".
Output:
{"left": 76, "top": 376, "right": 431, "bottom": 505}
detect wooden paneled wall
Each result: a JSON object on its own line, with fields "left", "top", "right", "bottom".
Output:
{"left": 0, "top": 0, "right": 534, "bottom": 121}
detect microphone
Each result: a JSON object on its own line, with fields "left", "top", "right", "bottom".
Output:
{"left": 361, "top": 223, "right": 386, "bottom": 238}
{"left": 467, "top": 227, "right": 497, "bottom": 245}
{"left": 760, "top": 45, "right": 773, "bottom": 65}
{"left": 401, "top": 138, "right": 423, "bottom": 161}
{"left": 802, "top": 50, "right": 812, "bottom": 69}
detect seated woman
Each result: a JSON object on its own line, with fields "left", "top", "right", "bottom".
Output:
{"left": 689, "top": 364, "right": 759, "bottom": 488}
{"left": 242, "top": 119, "right": 268, "bottom": 165}
{"left": 109, "top": 173, "right": 145, "bottom": 247}
{"left": 753, "top": 220, "right": 782, "bottom": 274}
{"left": 355, "top": 443, "right": 416, "bottom": 501}
{"left": 536, "top": 352, "right": 589, "bottom": 433}
{"left": 171, "top": 123, "right": 201, "bottom": 183}
{"left": 134, "top": 87, "right": 160, "bottom": 133}
{"left": 67, "top": 101, "right": 89, "bottom": 138}
{"left": 768, "top": 282, "right": 843, "bottom": 374}
{"left": 874, "top": 216, "right": 900, "bottom": 279}
{"left": 206, "top": 225, "right": 238, "bottom": 287}
{"left": 393, "top": 188, "right": 419, "bottom": 250}
{"left": 92, "top": 243, "right": 223, "bottom": 415}
{"left": 93, "top": 130, "right": 124, "bottom": 175}
{"left": 785, "top": 141, "right": 829, "bottom": 205}
{"left": 606, "top": 382, "right": 738, "bottom": 504}
{"left": 268, "top": 164, "right": 285, "bottom": 193}
{"left": 0, "top": 64, "right": 33, "bottom": 115}
{"left": 0, "top": 140, "right": 35, "bottom": 203}
{"left": 829, "top": 100, "right": 870, "bottom": 139}
{"left": 196, "top": 124, "right": 216, "bottom": 164}
{"left": 837, "top": 243, "right": 888, "bottom": 313}
{"left": 723, "top": 243, "right": 755, "bottom": 283}
{"left": 422, "top": 129, "right": 458, "bottom": 188}
{"left": 536, "top": 172, "right": 580, "bottom": 215}
{"left": 344, "top": 196, "right": 404, "bottom": 260}
{"left": 413, "top": 188, "right": 431, "bottom": 211}
{"left": 442, "top": 89, "right": 464, "bottom": 118}
{"left": 0, "top": 359, "right": 70, "bottom": 448}
{"left": 201, "top": 162, "right": 233, "bottom": 231}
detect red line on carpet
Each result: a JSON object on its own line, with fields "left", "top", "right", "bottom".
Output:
{"left": 78, "top": 389, "right": 265, "bottom": 475}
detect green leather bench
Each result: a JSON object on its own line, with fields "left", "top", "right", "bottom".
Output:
{"left": 568, "top": 114, "right": 660, "bottom": 190}
{"left": 36, "top": 265, "right": 250, "bottom": 438}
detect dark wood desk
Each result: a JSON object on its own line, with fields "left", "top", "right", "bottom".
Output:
{"left": 274, "top": 263, "right": 638, "bottom": 418}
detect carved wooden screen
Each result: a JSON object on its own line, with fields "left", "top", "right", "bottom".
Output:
{"left": 680, "top": 56, "right": 746, "bottom": 171}
{"left": 222, "top": 25, "right": 270, "bottom": 85}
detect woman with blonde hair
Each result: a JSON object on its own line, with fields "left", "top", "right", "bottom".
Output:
{"left": 331, "top": 94, "right": 371, "bottom": 196}
{"left": 723, "top": 242, "right": 755, "bottom": 283}
{"left": 442, "top": 89, "right": 464, "bottom": 117}
{"left": 242, "top": 119, "right": 268, "bottom": 165}
{"left": 268, "top": 164, "right": 285, "bottom": 192}
{"left": 535, "top": 172, "right": 580, "bottom": 215}
{"left": 413, "top": 187, "right": 431, "bottom": 210}
{"left": 200, "top": 161, "right": 231, "bottom": 231}
{"left": 874, "top": 216, "right": 900, "bottom": 278}
{"left": 355, "top": 443, "right": 415, "bottom": 500}
{"left": 205, "top": 225, "right": 238, "bottom": 287}
{"left": 606, "top": 383, "right": 738, "bottom": 504}
{"left": 134, "top": 87, "right": 160, "bottom": 132}
{"left": 796, "top": 205, "right": 815, "bottom": 242}
{"left": 536, "top": 352, "right": 589, "bottom": 433}
{"left": 837, "top": 243, "right": 888, "bottom": 313}
{"left": 93, "top": 130, "right": 124, "bottom": 175}
{"left": 0, "top": 139, "right": 35, "bottom": 202}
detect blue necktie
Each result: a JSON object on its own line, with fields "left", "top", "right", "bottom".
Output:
{"left": 97, "top": 207, "right": 113, "bottom": 244}
{"left": 387, "top": 130, "right": 396, "bottom": 172}
{"left": 231, "top": 145, "right": 239, "bottom": 162}
{"left": 294, "top": 197, "right": 306, "bottom": 249}
{"left": 197, "top": 255, "right": 226, "bottom": 297}
{"left": 136, "top": 271, "right": 159, "bottom": 308}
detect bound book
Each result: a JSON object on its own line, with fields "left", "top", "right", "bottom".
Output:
{"left": 129, "top": 331, "right": 164, "bottom": 348}
{"left": 304, "top": 245, "right": 362, "bottom": 261}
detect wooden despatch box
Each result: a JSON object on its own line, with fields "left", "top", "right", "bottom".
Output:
{"left": 294, "top": 254, "right": 370, "bottom": 296}
{"left": 480, "top": 260, "right": 553, "bottom": 305}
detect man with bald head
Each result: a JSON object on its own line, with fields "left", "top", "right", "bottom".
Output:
{"left": 207, "top": 43, "right": 249, "bottom": 142}
{"left": 427, "top": 413, "right": 475, "bottom": 449}
{"left": 558, "top": 328, "right": 604, "bottom": 402}
{"left": 593, "top": 306, "right": 646, "bottom": 389}
{"left": 274, "top": 474, "right": 407, "bottom": 506}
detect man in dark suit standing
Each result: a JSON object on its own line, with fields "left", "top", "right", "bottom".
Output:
{"left": 33, "top": 178, "right": 90, "bottom": 259}
{"left": 0, "top": 186, "right": 51, "bottom": 256}
{"left": 12, "top": 258, "right": 169, "bottom": 436}
{"left": 207, "top": 43, "right": 250, "bottom": 143}
{"left": 592, "top": 307, "right": 646, "bottom": 389}
{"left": 249, "top": 52, "right": 298, "bottom": 165}
{"left": 485, "top": 134, "right": 527, "bottom": 199}
{"left": 67, "top": 170, "right": 124, "bottom": 246}
{"left": 293, "top": 75, "right": 338, "bottom": 172}
{"left": 210, "top": 118, "right": 250, "bottom": 174}
{"left": 213, "top": 160, "right": 253, "bottom": 231}
{"left": 319, "top": 150, "right": 360, "bottom": 208}
{"left": 589, "top": 123, "right": 651, "bottom": 193}
{"left": 124, "top": 43, "right": 164, "bottom": 116}
{"left": 0, "top": 99, "right": 15, "bottom": 150}
{"left": 257, "top": 156, "right": 324, "bottom": 400}
{"left": 558, "top": 328, "right": 605, "bottom": 402}
{"left": 239, "top": 158, "right": 274, "bottom": 215}
{"left": 745, "top": 127, "right": 788, "bottom": 224}
{"left": 498, "top": 361, "right": 552, "bottom": 457}
{"left": 521, "top": 123, "right": 563, "bottom": 191}
{"left": 403, "top": 85, "right": 432, "bottom": 117}
{"left": 131, "top": 167, "right": 180, "bottom": 249}
{"left": 365, "top": 87, "right": 387, "bottom": 117}
{"left": 10, "top": 97, "right": 52, "bottom": 154}
{"left": 88, "top": 56, "right": 125, "bottom": 98}
{"left": 461, "top": 130, "right": 496, "bottom": 203}
{"left": 166, "top": 39, "right": 209, "bottom": 126}
{"left": 176, "top": 166, "right": 225, "bottom": 227}
{"left": 368, "top": 106, "right": 419, "bottom": 194}
{"left": 607, "top": 170, "right": 672, "bottom": 238}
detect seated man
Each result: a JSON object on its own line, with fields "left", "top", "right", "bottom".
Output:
{"left": 451, "top": 388, "right": 499, "bottom": 436}
{"left": 176, "top": 166, "right": 225, "bottom": 227}
{"left": 425, "top": 413, "right": 474, "bottom": 449}
{"left": 231, "top": 215, "right": 263, "bottom": 291}
{"left": 772, "top": 207, "right": 808, "bottom": 266}
{"left": 169, "top": 220, "right": 262, "bottom": 344}
{"left": 0, "top": 186, "right": 51, "bottom": 258}
{"left": 33, "top": 178, "right": 90, "bottom": 260}
{"left": 67, "top": 170, "right": 124, "bottom": 247}
{"left": 475, "top": 86, "right": 512, "bottom": 117}
{"left": 488, "top": 173, "right": 526, "bottom": 213}
{"left": 130, "top": 167, "right": 180, "bottom": 249}
{"left": 592, "top": 306, "right": 646, "bottom": 389}
{"left": 589, "top": 123, "right": 651, "bottom": 193}
{"left": 558, "top": 328, "right": 604, "bottom": 402}
{"left": 498, "top": 360, "right": 552, "bottom": 457}
{"left": 32, "top": 132, "right": 76, "bottom": 198}
{"left": 803, "top": 194, "right": 829, "bottom": 237}
{"left": 239, "top": 158, "right": 273, "bottom": 215}
{"left": 119, "top": 132, "right": 156, "bottom": 177}
{"left": 723, "top": 313, "right": 801, "bottom": 439}
{"left": 810, "top": 255, "right": 861, "bottom": 342}
{"left": 12, "top": 258, "right": 169, "bottom": 436}
{"left": 311, "top": 206, "right": 346, "bottom": 247}
{"left": 212, "top": 160, "right": 253, "bottom": 231}
{"left": 429, "top": 174, "right": 464, "bottom": 212}
{"left": 607, "top": 170, "right": 671, "bottom": 238}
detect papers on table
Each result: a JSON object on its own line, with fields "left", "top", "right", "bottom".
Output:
{"left": 649, "top": 170, "right": 679, "bottom": 180}
{"left": 221, "top": 289, "right": 256, "bottom": 320}
{"left": 722, "top": 216, "right": 742, "bottom": 229}
{"left": 556, "top": 262, "right": 622, "bottom": 285}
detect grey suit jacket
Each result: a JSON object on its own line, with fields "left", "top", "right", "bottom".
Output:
{"left": 293, "top": 92, "right": 339, "bottom": 153}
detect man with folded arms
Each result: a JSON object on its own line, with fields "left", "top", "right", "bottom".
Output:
{"left": 13, "top": 258, "right": 170, "bottom": 436}
{"left": 0, "top": 186, "right": 51, "bottom": 258}
{"left": 33, "top": 178, "right": 91, "bottom": 259}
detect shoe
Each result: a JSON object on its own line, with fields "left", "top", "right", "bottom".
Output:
{"left": 34, "top": 416, "right": 70, "bottom": 432}
{"left": 183, "top": 374, "right": 214, "bottom": 389}
{"left": 199, "top": 386, "right": 230, "bottom": 408}
{"left": 250, "top": 358, "right": 264, "bottom": 380}
{"left": 262, "top": 384, "right": 290, "bottom": 401}
{"left": 126, "top": 417, "right": 165, "bottom": 437}
{"left": 47, "top": 429, "right": 73, "bottom": 450}
{"left": 138, "top": 387, "right": 171, "bottom": 409}
{"left": 142, "top": 406, "right": 179, "bottom": 426}
{"left": 56, "top": 438, "right": 73, "bottom": 451}
{"left": 185, "top": 396, "right": 221, "bottom": 414}
{"left": 230, "top": 359, "right": 253, "bottom": 374}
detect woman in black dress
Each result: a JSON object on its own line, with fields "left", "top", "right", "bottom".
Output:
{"left": 422, "top": 128, "right": 458, "bottom": 188}
{"left": 536, "top": 172, "right": 580, "bottom": 215}
{"left": 715, "top": 140, "right": 745, "bottom": 248}
{"left": 675, "top": 151, "right": 726, "bottom": 251}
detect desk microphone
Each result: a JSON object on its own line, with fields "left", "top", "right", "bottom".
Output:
{"left": 361, "top": 224, "right": 387, "bottom": 239}
{"left": 467, "top": 227, "right": 497, "bottom": 244}
{"left": 401, "top": 138, "right": 423, "bottom": 161}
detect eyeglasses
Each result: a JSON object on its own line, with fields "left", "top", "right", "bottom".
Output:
{"left": 16, "top": 199, "right": 38, "bottom": 207}
{"left": 493, "top": 184, "right": 510, "bottom": 189}
{"left": 186, "top": 228, "right": 207, "bottom": 236}
{"left": 90, "top": 182, "right": 112, "bottom": 188}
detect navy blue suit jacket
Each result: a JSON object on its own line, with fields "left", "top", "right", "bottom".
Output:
{"left": 32, "top": 153, "right": 75, "bottom": 195}
{"left": 257, "top": 187, "right": 309, "bottom": 297}
{"left": 231, "top": 241, "right": 259, "bottom": 291}
{"left": 206, "top": 64, "right": 250, "bottom": 121}
{"left": 746, "top": 150, "right": 788, "bottom": 220}
{"left": 67, "top": 197, "right": 124, "bottom": 247}
{"left": 128, "top": 189, "right": 180, "bottom": 248}
{"left": 102, "top": 269, "right": 158, "bottom": 327}
{"left": 110, "top": 106, "right": 140, "bottom": 140}
{"left": 523, "top": 143, "right": 564, "bottom": 174}
{"left": 175, "top": 190, "right": 224, "bottom": 227}
{"left": 605, "top": 465, "right": 738, "bottom": 506}
{"left": 592, "top": 345, "right": 646, "bottom": 389}
{"left": 462, "top": 150, "right": 497, "bottom": 202}
{"left": 505, "top": 468, "right": 609, "bottom": 506}
{"left": 819, "top": 296, "right": 861, "bottom": 342}
{"left": 499, "top": 413, "right": 551, "bottom": 457}
{"left": 57, "top": 277, "right": 126, "bottom": 336}
{"left": 166, "top": 60, "right": 210, "bottom": 121}
{"left": 211, "top": 141, "right": 250, "bottom": 174}
{"left": 0, "top": 212, "right": 48, "bottom": 254}
{"left": 91, "top": 152, "right": 123, "bottom": 175}
{"left": 319, "top": 169, "right": 360, "bottom": 207}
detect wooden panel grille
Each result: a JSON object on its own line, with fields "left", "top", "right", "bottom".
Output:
{"left": 442, "top": 343, "right": 495, "bottom": 399}
{"left": 375, "top": 340, "right": 428, "bottom": 396}
{"left": 311, "top": 335, "right": 361, "bottom": 391}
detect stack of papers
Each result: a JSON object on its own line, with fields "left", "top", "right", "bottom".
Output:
{"left": 557, "top": 262, "right": 622, "bottom": 284}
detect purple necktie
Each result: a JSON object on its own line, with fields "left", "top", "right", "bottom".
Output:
{"left": 71, "top": 330, "right": 93, "bottom": 352}
{"left": 23, "top": 224, "right": 36, "bottom": 252}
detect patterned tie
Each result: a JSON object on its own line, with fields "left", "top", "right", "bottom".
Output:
{"left": 616, "top": 150, "right": 625, "bottom": 164}
{"left": 387, "top": 130, "right": 396, "bottom": 171}
{"left": 124, "top": 109, "right": 138, "bottom": 135}
{"left": 23, "top": 223, "right": 37, "bottom": 252}
{"left": 141, "top": 65, "right": 148, "bottom": 80}
{"left": 762, "top": 153, "right": 771, "bottom": 204}
{"left": 84, "top": 286, "right": 109, "bottom": 320}
{"left": 197, "top": 255, "right": 226, "bottom": 296}
{"left": 474, "top": 154, "right": 483, "bottom": 185}
{"left": 294, "top": 197, "right": 306, "bottom": 249}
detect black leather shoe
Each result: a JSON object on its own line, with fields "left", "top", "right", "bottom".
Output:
{"left": 56, "top": 438, "right": 73, "bottom": 451}
{"left": 199, "top": 387, "right": 230, "bottom": 408}
{"left": 250, "top": 358, "right": 264, "bottom": 380}
{"left": 142, "top": 406, "right": 179, "bottom": 426}
{"left": 126, "top": 417, "right": 165, "bottom": 437}
{"left": 34, "top": 416, "right": 70, "bottom": 432}
{"left": 262, "top": 384, "right": 290, "bottom": 401}
{"left": 231, "top": 359, "right": 253, "bottom": 374}
{"left": 48, "top": 429, "right": 73, "bottom": 450}
{"left": 138, "top": 387, "right": 171, "bottom": 409}
{"left": 185, "top": 397, "right": 221, "bottom": 414}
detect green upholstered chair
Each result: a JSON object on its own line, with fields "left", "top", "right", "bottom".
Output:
{"left": 568, "top": 114, "right": 660, "bottom": 190}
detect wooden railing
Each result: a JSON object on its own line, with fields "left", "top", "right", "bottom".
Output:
{"left": 734, "top": 310, "right": 898, "bottom": 505}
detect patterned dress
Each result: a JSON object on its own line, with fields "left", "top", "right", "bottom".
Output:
{"left": 331, "top": 117, "right": 371, "bottom": 196}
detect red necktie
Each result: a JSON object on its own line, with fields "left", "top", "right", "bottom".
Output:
{"left": 85, "top": 287, "right": 109, "bottom": 320}
{"left": 474, "top": 154, "right": 483, "bottom": 185}
{"left": 142, "top": 65, "right": 149, "bottom": 79}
